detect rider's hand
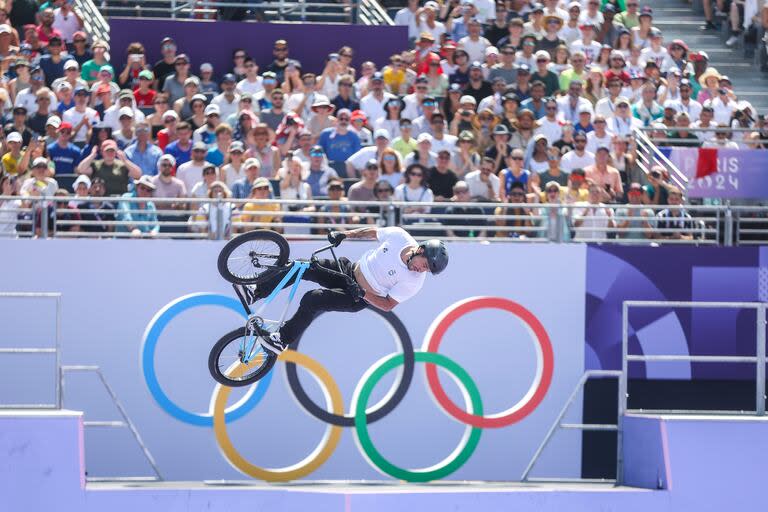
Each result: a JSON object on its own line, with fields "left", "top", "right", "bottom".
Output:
{"left": 328, "top": 230, "right": 346, "bottom": 247}
{"left": 347, "top": 280, "right": 366, "bottom": 302}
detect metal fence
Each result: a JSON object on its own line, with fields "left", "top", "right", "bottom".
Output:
{"left": 1, "top": 195, "right": 765, "bottom": 244}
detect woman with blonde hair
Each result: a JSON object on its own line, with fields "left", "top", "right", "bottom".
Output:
{"left": 189, "top": 180, "right": 235, "bottom": 238}
{"left": 584, "top": 67, "right": 607, "bottom": 105}
{"left": 470, "top": 108, "right": 499, "bottom": 153}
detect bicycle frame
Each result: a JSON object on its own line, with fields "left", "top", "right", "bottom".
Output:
{"left": 232, "top": 241, "right": 345, "bottom": 364}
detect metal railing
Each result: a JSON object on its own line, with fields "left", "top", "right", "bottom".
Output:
{"left": 521, "top": 370, "right": 622, "bottom": 483}
{"left": 0, "top": 293, "right": 62, "bottom": 409}
{"left": 61, "top": 365, "right": 162, "bottom": 482}
{"left": 74, "top": 0, "right": 110, "bottom": 44}
{"left": 3, "top": 195, "right": 762, "bottom": 244}
{"left": 633, "top": 126, "right": 689, "bottom": 191}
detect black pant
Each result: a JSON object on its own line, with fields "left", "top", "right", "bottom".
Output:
{"left": 260, "top": 257, "right": 367, "bottom": 344}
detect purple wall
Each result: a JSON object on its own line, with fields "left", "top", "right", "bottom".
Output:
{"left": 108, "top": 18, "right": 408, "bottom": 78}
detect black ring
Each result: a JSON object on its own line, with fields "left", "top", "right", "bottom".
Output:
{"left": 285, "top": 306, "right": 414, "bottom": 427}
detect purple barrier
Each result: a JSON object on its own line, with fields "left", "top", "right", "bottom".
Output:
{"left": 660, "top": 147, "right": 768, "bottom": 199}
{"left": 586, "top": 246, "right": 768, "bottom": 379}
{"left": 108, "top": 18, "right": 408, "bottom": 78}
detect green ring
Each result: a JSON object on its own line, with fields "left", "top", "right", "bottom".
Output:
{"left": 353, "top": 352, "right": 483, "bottom": 482}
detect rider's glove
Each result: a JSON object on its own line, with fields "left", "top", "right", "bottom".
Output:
{"left": 346, "top": 279, "right": 366, "bottom": 302}
{"left": 328, "top": 231, "right": 346, "bottom": 247}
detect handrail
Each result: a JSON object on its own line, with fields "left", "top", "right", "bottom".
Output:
{"left": 633, "top": 126, "right": 689, "bottom": 189}
{"left": 74, "top": 0, "right": 110, "bottom": 44}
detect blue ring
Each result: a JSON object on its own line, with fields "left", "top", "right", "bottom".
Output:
{"left": 141, "top": 293, "right": 273, "bottom": 426}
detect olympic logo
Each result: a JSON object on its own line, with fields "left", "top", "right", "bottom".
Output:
{"left": 141, "top": 294, "right": 554, "bottom": 482}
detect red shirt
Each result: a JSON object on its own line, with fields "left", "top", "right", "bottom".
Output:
{"left": 133, "top": 88, "right": 157, "bottom": 109}
{"left": 36, "top": 26, "right": 63, "bottom": 45}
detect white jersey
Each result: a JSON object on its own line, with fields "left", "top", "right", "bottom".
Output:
{"left": 358, "top": 227, "right": 425, "bottom": 303}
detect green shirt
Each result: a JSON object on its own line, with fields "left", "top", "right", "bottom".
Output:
{"left": 558, "top": 68, "right": 587, "bottom": 92}
{"left": 81, "top": 60, "right": 114, "bottom": 83}
{"left": 392, "top": 137, "right": 418, "bottom": 159}
{"left": 614, "top": 11, "right": 639, "bottom": 29}
{"left": 92, "top": 160, "right": 130, "bottom": 196}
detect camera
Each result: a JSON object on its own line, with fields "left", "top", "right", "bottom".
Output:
{"left": 460, "top": 109, "right": 471, "bottom": 117}
{"left": 286, "top": 117, "right": 295, "bottom": 125}
{"left": 650, "top": 170, "right": 661, "bottom": 179}
{"left": 717, "top": 88, "right": 727, "bottom": 95}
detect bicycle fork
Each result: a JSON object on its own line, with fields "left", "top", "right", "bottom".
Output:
{"left": 239, "top": 261, "right": 310, "bottom": 364}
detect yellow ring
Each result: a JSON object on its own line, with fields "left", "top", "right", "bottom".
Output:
{"left": 212, "top": 350, "right": 343, "bottom": 481}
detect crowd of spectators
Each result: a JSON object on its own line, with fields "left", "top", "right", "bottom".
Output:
{"left": 0, "top": 0, "right": 766, "bottom": 240}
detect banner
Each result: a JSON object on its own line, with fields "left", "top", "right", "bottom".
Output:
{"left": 0, "top": 239, "right": 585, "bottom": 481}
{"left": 585, "top": 245, "right": 768, "bottom": 379}
{"left": 659, "top": 147, "right": 768, "bottom": 199}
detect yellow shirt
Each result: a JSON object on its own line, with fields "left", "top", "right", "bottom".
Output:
{"left": 383, "top": 68, "right": 407, "bottom": 95}
{"left": 238, "top": 202, "right": 281, "bottom": 227}
{"left": 2, "top": 151, "right": 23, "bottom": 176}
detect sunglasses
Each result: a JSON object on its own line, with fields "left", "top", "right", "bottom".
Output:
{"left": 74, "top": 39, "right": 86, "bottom": 43}
{"left": 455, "top": 188, "right": 469, "bottom": 193}
{"left": 575, "top": 139, "right": 587, "bottom": 143}
{"left": 375, "top": 188, "right": 393, "bottom": 193}
{"left": 510, "top": 156, "right": 524, "bottom": 160}
{"left": 547, "top": 188, "right": 559, "bottom": 193}
{"left": 409, "top": 172, "right": 424, "bottom": 177}
{"left": 254, "top": 186, "right": 271, "bottom": 191}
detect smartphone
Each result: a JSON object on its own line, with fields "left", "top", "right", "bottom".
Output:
{"left": 717, "top": 88, "right": 727, "bottom": 95}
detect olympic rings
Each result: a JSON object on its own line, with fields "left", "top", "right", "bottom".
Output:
{"left": 212, "top": 350, "right": 343, "bottom": 482}
{"left": 285, "top": 307, "right": 414, "bottom": 427}
{"left": 141, "top": 293, "right": 273, "bottom": 427}
{"left": 352, "top": 352, "right": 483, "bottom": 482}
{"left": 422, "top": 297, "right": 554, "bottom": 429}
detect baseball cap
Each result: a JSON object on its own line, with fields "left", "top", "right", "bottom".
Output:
{"left": 63, "top": 60, "right": 79, "bottom": 70}
{"left": 371, "top": 71, "right": 384, "bottom": 82}
{"left": 200, "top": 62, "right": 213, "bottom": 73}
{"left": 101, "top": 139, "right": 117, "bottom": 151}
{"left": 374, "top": 128, "right": 390, "bottom": 139}
{"left": 118, "top": 106, "right": 134, "bottom": 118}
{"left": 32, "top": 156, "right": 49, "bottom": 168}
{"left": 221, "top": 73, "right": 237, "bottom": 84}
{"left": 244, "top": 158, "right": 261, "bottom": 169}
{"left": 135, "top": 175, "right": 156, "bottom": 191}
{"left": 6, "top": 132, "right": 22, "bottom": 143}
{"left": 184, "top": 76, "right": 201, "bottom": 87}
{"left": 72, "top": 174, "right": 92, "bottom": 191}
{"left": 252, "top": 177, "right": 271, "bottom": 189}
{"left": 204, "top": 104, "right": 220, "bottom": 116}
{"left": 99, "top": 64, "right": 114, "bottom": 75}
{"left": 118, "top": 89, "right": 134, "bottom": 100}
{"left": 192, "top": 141, "right": 208, "bottom": 151}
{"left": 459, "top": 95, "right": 477, "bottom": 105}
{"left": 139, "top": 69, "right": 154, "bottom": 80}
{"left": 229, "top": 141, "right": 245, "bottom": 153}
{"left": 47, "top": 116, "right": 62, "bottom": 128}
{"left": 417, "top": 133, "right": 433, "bottom": 143}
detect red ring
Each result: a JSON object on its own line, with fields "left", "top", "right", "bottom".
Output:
{"left": 424, "top": 297, "right": 554, "bottom": 428}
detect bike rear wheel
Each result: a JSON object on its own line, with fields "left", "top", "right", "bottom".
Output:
{"left": 209, "top": 327, "right": 277, "bottom": 387}
{"left": 218, "top": 230, "right": 290, "bottom": 285}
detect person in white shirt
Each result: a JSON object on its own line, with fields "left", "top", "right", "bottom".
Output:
{"left": 607, "top": 96, "right": 642, "bottom": 137}
{"left": 573, "top": 182, "right": 614, "bottom": 241}
{"left": 62, "top": 87, "right": 100, "bottom": 144}
{"left": 258, "top": 226, "right": 448, "bottom": 353}
{"left": 210, "top": 74, "right": 241, "bottom": 120}
{"left": 360, "top": 72, "right": 395, "bottom": 126}
{"left": 586, "top": 115, "right": 614, "bottom": 154}
{"left": 691, "top": 106, "right": 717, "bottom": 141}
{"left": 560, "top": 132, "right": 596, "bottom": 173}
{"left": 346, "top": 128, "right": 390, "bottom": 177}
{"left": 464, "top": 157, "right": 501, "bottom": 200}
{"left": 428, "top": 112, "right": 458, "bottom": 153}
{"left": 639, "top": 29, "right": 674, "bottom": 72}
{"left": 579, "top": 0, "right": 604, "bottom": 26}
{"left": 236, "top": 57, "right": 264, "bottom": 96}
{"left": 458, "top": 19, "right": 491, "bottom": 63}
{"left": 53, "top": 2, "right": 83, "bottom": 44}
{"left": 571, "top": 23, "right": 602, "bottom": 65}
{"left": 559, "top": 1, "right": 582, "bottom": 45}
{"left": 536, "top": 97, "right": 564, "bottom": 143}
{"left": 416, "top": 2, "right": 447, "bottom": 49}
{"left": 702, "top": 126, "right": 740, "bottom": 149}
{"left": 671, "top": 79, "right": 702, "bottom": 123}
{"left": 394, "top": 0, "right": 421, "bottom": 42}
{"left": 175, "top": 142, "right": 209, "bottom": 193}
{"left": 704, "top": 89, "right": 737, "bottom": 125}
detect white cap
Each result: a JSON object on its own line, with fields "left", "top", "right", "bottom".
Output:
{"left": 417, "top": 133, "right": 433, "bottom": 143}
{"left": 204, "top": 104, "right": 220, "bottom": 116}
{"left": 32, "top": 156, "right": 48, "bottom": 167}
{"left": 459, "top": 95, "right": 477, "bottom": 105}
{"left": 485, "top": 46, "right": 499, "bottom": 56}
{"left": 578, "top": 104, "right": 592, "bottom": 114}
{"left": 6, "top": 132, "right": 22, "bottom": 143}
{"left": 63, "top": 60, "right": 79, "bottom": 70}
{"left": 568, "top": 0, "right": 581, "bottom": 9}
{"left": 200, "top": 62, "right": 213, "bottom": 72}
{"left": 424, "top": 0, "right": 439, "bottom": 9}
{"left": 162, "top": 110, "right": 179, "bottom": 121}
{"left": 118, "top": 106, "right": 134, "bottom": 118}
{"left": 534, "top": 50, "right": 550, "bottom": 60}
{"left": 663, "top": 99, "right": 680, "bottom": 112}
{"left": 72, "top": 174, "right": 92, "bottom": 191}
{"left": 0, "top": 24, "right": 11, "bottom": 35}
{"left": 46, "top": 116, "right": 61, "bottom": 128}
{"left": 374, "top": 128, "right": 390, "bottom": 139}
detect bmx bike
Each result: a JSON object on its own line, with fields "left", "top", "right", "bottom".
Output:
{"left": 208, "top": 230, "right": 353, "bottom": 387}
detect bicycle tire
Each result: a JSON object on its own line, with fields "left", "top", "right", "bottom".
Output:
{"left": 218, "top": 230, "right": 290, "bottom": 285}
{"left": 209, "top": 327, "right": 277, "bottom": 387}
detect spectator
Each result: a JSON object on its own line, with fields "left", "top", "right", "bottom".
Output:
{"left": 80, "top": 40, "right": 112, "bottom": 85}
{"left": 538, "top": 146, "right": 568, "bottom": 187}
{"left": 193, "top": 104, "right": 221, "bottom": 147}
{"left": 38, "top": 35, "right": 66, "bottom": 87}
{"left": 615, "top": 0, "right": 640, "bottom": 29}
{"left": 52, "top": 59, "right": 87, "bottom": 97}
{"left": 189, "top": 162, "right": 218, "bottom": 199}
{"left": 655, "top": 186, "right": 694, "bottom": 240}
{"left": 237, "top": 176, "right": 280, "bottom": 233}
{"left": 219, "top": 140, "right": 246, "bottom": 187}
{"left": 702, "top": 125, "right": 740, "bottom": 149}
{"left": 152, "top": 37, "right": 178, "bottom": 90}
{"left": 395, "top": 163, "right": 433, "bottom": 219}
{"left": 360, "top": 71, "right": 394, "bottom": 125}
{"left": 346, "top": 128, "right": 390, "bottom": 177}
{"left": 277, "top": 157, "right": 313, "bottom": 226}
{"left": 585, "top": 115, "right": 613, "bottom": 153}
{"left": 584, "top": 145, "right": 623, "bottom": 202}
{"left": 428, "top": 149, "right": 459, "bottom": 202}
{"left": 494, "top": 181, "right": 535, "bottom": 239}
{"left": 0, "top": 173, "right": 20, "bottom": 235}
{"left": 377, "top": 147, "right": 404, "bottom": 189}
{"left": 19, "top": 156, "right": 57, "bottom": 197}
{"left": 15, "top": 67, "right": 57, "bottom": 116}
{"left": 69, "top": 31, "right": 92, "bottom": 68}
{"left": 316, "top": 178, "right": 350, "bottom": 227}
{"left": 189, "top": 180, "right": 235, "bottom": 239}
{"left": 150, "top": 153, "right": 186, "bottom": 200}
{"left": 404, "top": 132, "right": 438, "bottom": 168}
{"left": 307, "top": 95, "right": 336, "bottom": 141}
{"left": 236, "top": 57, "right": 263, "bottom": 96}
{"left": 391, "top": 118, "right": 418, "bottom": 159}
{"left": 77, "top": 139, "right": 142, "bottom": 196}
{"left": 133, "top": 70, "right": 156, "bottom": 113}
{"left": 125, "top": 121, "right": 162, "bottom": 175}
{"left": 304, "top": 145, "right": 338, "bottom": 196}
{"left": 164, "top": 120, "right": 194, "bottom": 166}
{"left": 205, "top": 123, "right": 233, "bottom": 166}
{"left": 184, "top": 93, "right": 207, "bottom": 130}
{"left": 198, "top": 63, "right": 219, "bottom": 101}
{"left": 347, "top": 158, "right": 380, "bottom": 204}
{"left": 316, "top": 108, "right": 361, "bottom": 165}
{"left": 394, "top": 0, "right": 420, "bottom": 44}
{"left": 573, "top": 181, "right": 614, "bottom": 241}
{"left": 47, "top": 121, "right": 81, "bottom": 173}
{"left": 411, "top": 95, "right": 439, "bottom": 137}
{"left": 465, "top": 156, "right": 500, "bottom": 201}
{"left": 62, "top": 86, "right": 99, "bottom": 146}
{"left": 36, "top": 8, "right": 62, "bottom": 47}
{"left": 560, "top": 132, "right": 595, "bottom": 173}
{"left": 1, "top": 131, "right": 24, "bottom": 175}
{"left": 76, "top": 176, "right": 115, "bottom": 234}
{"left": 117, "top": 174, "right": 159, "bottom": 237}
{"left": 615, "top": 182, "right": 654, "bottom": 240}
{"left": 667, "top": 112, "right": 701, "bottom": 147}
{"left": 175, "top": 141, "right": 209, "bottom": 193}
{"left": 113, "top": 107, "right": 138, "bottom": 149}
{"left": 257, "top": 89, "right": 286, "bottom": 131}
{"left": 248, "top": 123, "right": 279, "bottom": 178}
{"left": 226, "top": 94, "right": 256, "bottom": 131}
{"left": 27, "top": 88, "right": 54, "bottom": 136}
{"left": 499, "top": 148, "right": 538, "bottom": 200}
{"left": 331, "top": 74, "right": 359, "bottom": 113}
{"left": 162, "top": 54, "right": 195, "bottom": 104}
{"left": 266, "top": 39, "right": 301, "bottom": 84}
{"left": 349, "top": 109, "right": 373, "bottom": 146}
{"left": 442, "top": 180, "right": 486, "bottom": 237}
{"left": 565, "top": 168, "right": 589, "bottom": 203}
{"left": 52, "top": 1, "right": 82, "bottom": 45}
{"left": 231, "top": 157, "right": 261, "bottom": 199}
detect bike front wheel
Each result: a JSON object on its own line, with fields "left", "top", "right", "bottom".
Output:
{"left": 209, "top": 327, "right": 277, "bottom": 387}
{"left": 218, "top": 230, "right": 290, "bottom": 285}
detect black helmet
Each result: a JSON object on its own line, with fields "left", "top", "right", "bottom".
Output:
{"left": 419, "top": 239, "right": 448, "bottom": 275}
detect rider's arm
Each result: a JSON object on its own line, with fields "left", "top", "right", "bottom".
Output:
{"left": 341, "top": 226, "right": 378, "bottom": 240}
{"left": 364, "top": 293, "right": 399, "bottom": 312}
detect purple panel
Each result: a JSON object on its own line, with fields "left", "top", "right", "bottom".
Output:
{"left": 622, "top": 415, "right": 668, "bottom": 489}
{"left": 109, "top": 18, "right": 408, "bottom": 76}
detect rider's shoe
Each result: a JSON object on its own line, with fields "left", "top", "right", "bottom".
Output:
{"left": 260, "top": 332, "right": 289, "bottom": 354}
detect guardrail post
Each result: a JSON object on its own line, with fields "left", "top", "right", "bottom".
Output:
{"left": 386, "top": 201, "right": 396, "bottom": 227}
{"left": 215, "top": 198, "right": 225, "bottom": 240}
{"left": 554, "top": 207, "right": 565, "bottom": 243}
{"left": 352, "top": 0, "right": 360, "bottom": 24}
{"left": 171, "top": 0, "right": 177, "bottom": 18}
{"left": 757, "top": 304, "right": 766, "bottom": 416}
{"left": 724, "top": 201, "right": 734, "bottom": 246}
{"left": 41, "top": 202, "right": 50, "bottom": 239}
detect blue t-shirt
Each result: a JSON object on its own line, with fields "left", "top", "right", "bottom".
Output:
{"left": 206, "top": 147, "right": 224, "bottom": 167}
{"left": 317, "top": 128, "right": 361, "bottom": 163}
{"left": 39, "top": 55, "right": 66, "bottom": 87}
{"left": 165, "top": 140, "right": 192, "bottom": 166}
{"left": 47, "top": 141, "right": 83, "bottom": 174}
